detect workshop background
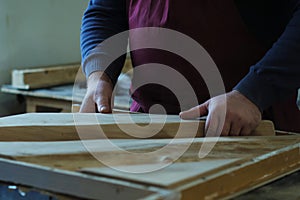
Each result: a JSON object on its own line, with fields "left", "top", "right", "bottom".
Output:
{"left": 0, "top": 1, "right": 299, "bottom": 200}
{"left": 0, "top": 0, "right": 299, "bottom": 117}
{"left": 0, "top": 0, "right": 87, "bottom": 116}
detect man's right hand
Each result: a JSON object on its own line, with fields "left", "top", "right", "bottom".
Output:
{"left": 80, "top": 71, "right": 113, "bottom": 113}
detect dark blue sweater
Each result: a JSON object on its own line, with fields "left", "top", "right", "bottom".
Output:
{"left": 81, "top": 0, "right": 300, "bottom": 111}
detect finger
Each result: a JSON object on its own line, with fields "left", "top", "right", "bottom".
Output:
{"left": 204, "top": 115, "right": 214, "bottom": 137}
{"left": 240, "top": 126, "right": 252, "bottom": 136}
{"left": 94, "top": 81, "right": 113, "bottom": 113}
{"left": 180, "top": 102, "right": 209, "bottom": 119}
{"left": 220, "top": 121, "right": 231, "bottom": 136}
{"left": 204, "top": 103, "right": 228, "bottom": 137}
{"left": 80, "top": 94, "right": 97, "bottom": 113}
{"left": 229, "top": 122, "right": 242, "bottom": 136}
{"left": 241, "top": 121, "right": 260, "bottom": 136}
{"left": 205, "top": 113, "right": 223, "bottom": 137}
{"left": 95, "top": 94, "right": 112, "bottom": 113}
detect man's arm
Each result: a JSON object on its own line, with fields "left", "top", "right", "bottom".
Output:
{"left": 80, "top": 0, "right": 128, "bottom": 112}
{"left": 181, "top": 1, "right": 300, "bottom": 136}
{"left": 234, "top": 0, "right": 300, "bottom": 111}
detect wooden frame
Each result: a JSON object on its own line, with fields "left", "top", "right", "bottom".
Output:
{"left": 0, "top": 113, "right": 299, "bottom": 199}
{"left": 0, "top": 136, "right": 299, "bottom": 199}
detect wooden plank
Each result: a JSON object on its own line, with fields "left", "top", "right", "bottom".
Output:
{"left": 178, "top": 144, "right": 300, "bottom": 200}
{"left": 9, "top": 58, "right": 131, "bottom": 90}
{"left": 0, "top": 158, "right": 174, "bottom": 200}
{"left": 1, "top": 84, "right": 80, "bottom": 102}
{"left": 3, "top": 72, "right": 132, "bottom": 110}
{"left": 0, "top": 139, "right": 170, "bottom": 158}
{"left": 233, "top": 170, "right": 300, "bottom": 200}
{"left": 12, "top": 64, "right": 81, "bottom": 89}
{"left": 0, "top": 136, "right": 299, "bottom": 199}
{"left": 80, "top": 136, "right": 300, "bottom": 200}
{"left": 83, "top": 160, "right": 241, "bottom": 186}
{"left": 0, "top": 113, "right": 275, "bottom": 141}
{"left": 0, "top": 138, "right": 251, "bottom": 158}
{"left": 26, "top": 96, "right": 72, "bottom": 113}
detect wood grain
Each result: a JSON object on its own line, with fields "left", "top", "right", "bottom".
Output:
{"left": 0, "top": 158, "right": 171, "bottom": 200}
{"left": 80, "top": 136, "right": 300, "bottom": 200}
{"left": 0, "top": 113, "right": 275, "bottom": 141}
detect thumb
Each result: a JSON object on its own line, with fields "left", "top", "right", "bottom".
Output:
{"left": 79, "top": 93, "right": 98, "bottom": 113}
{"left": 96, "top": 95, "right": 112, "bottom": 113}
{"left": 179, "top": 101, "right": 209, "bottom": 119}
{"left": 94, "top": 80, "right": 113, "bottom": 113}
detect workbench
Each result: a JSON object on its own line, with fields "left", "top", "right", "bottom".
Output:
{"left": 1, "top": 86, "right": 299, "bottom": 113}
{"left": 1, "top": 84, "right": 77, "bottom": 113}
{"left": 1, "top": 170, "right": 299, "bottom": 199}
{"left": 1, "top": 74, "right": 132, "bottom": 112}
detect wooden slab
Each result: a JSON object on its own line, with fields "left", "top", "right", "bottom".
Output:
{"left": 0, "top": 136, "right": 299, "bottom": 199}
{"left": 0, "top": 113, "right": 275, "bottom": 141}
{"left": 12, "top": 64, "right": 81, "bottom": 89}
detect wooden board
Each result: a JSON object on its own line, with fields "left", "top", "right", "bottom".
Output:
{"left": 12, "top": 64, "right": 81, "bottom": 89}
{"left": 0, "top": 113, "right": 275, "bottom": 141}
{"left": 2, "top": 72, "right": 132, "bottom": 111}
{"left": 0, "top": 136, "right": 299, "bottom": 199}
{"left": 1, "top": 84, "right": 79, "bottom": 101}
{"left": 26, "top": 96, "right": 72, "bottom": 113}
{"left": 0, "top": 158, "right": 173, "bottom": 200}
{"left": 233, "top": 171, "right": 300, "bottom": 200}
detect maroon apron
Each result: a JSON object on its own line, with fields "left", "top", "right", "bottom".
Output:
{"left": 126, "top": 0, "right": 300, "bottom": 132}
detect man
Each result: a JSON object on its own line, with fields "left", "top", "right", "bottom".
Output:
{"left": 80, "top": 0, "right": 300, "bottom": 135}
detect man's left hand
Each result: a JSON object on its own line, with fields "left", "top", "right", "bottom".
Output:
{"left": 179, "top": 90, "right": 262, "bottom": 136}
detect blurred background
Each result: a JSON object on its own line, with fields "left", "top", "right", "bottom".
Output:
{"left": 0, "top": 0, "right": 88, "bottom": 116}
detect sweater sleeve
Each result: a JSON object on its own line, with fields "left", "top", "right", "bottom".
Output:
{"left": 234, "top": 1, "right": 300, "bottom": 111}
{"left": 80, "top": 0, "right": 128, "bottom": 84}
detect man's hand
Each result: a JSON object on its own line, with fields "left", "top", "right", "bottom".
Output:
{"left": 180, "top": 90, "right": 262, "bottom": 136}
{"left": 80, "top": 71, "right": 113, "bottom": 113}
